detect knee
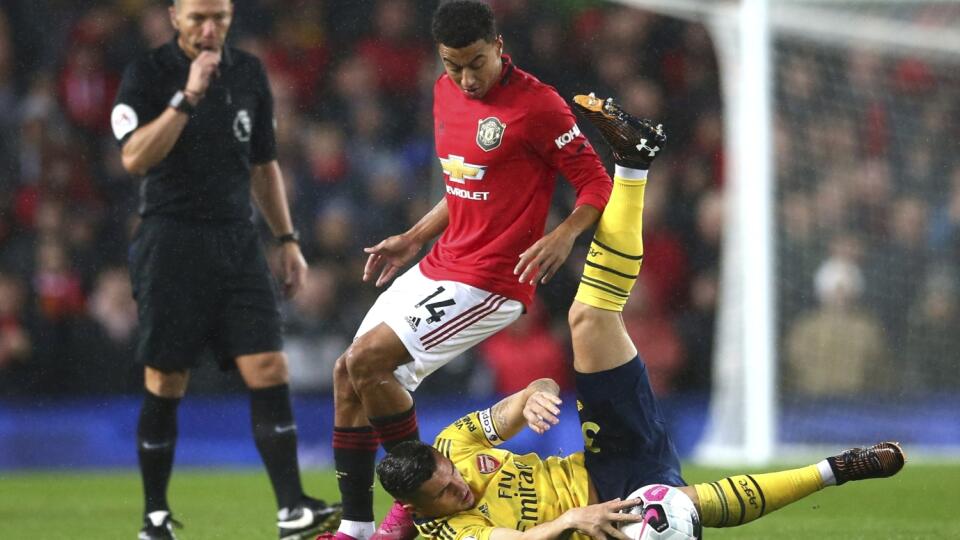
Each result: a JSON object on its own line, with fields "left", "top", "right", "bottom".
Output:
{"left": 261, "top": 354, "right": 289, "bottom": 383}
{"left": 568, "top": 301, "right": 599, "bottom": 336}
{"left": 567, "top": 300, "right": 636, "bottom": 372}
{"left": 240, "top": 352, "right": 289, "bottom": 388}
{"left": 333, "top": 355, "right": 355, "bottom": 395}
{"left": 145, "top": 368, "right": 189, "bottom": 398}
{"left": 343, "top": 339, "right": 393, "bottom": 390}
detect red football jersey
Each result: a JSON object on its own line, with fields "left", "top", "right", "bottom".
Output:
{"left": 419, "top": 56, "right": 612, "bottom": 306}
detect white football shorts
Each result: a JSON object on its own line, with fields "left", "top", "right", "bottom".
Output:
{"left": 355, "top": 264, "right": 523, "bottom": 391}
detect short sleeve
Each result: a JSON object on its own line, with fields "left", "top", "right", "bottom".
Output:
{"left": 111, "top": 60, "right": 164, "bottom": 147}
{"left": 249, "top": 60, "right": 277, "bottom": 164}
{"left": 433, "top": 409, "right": 505, "bottom": 463}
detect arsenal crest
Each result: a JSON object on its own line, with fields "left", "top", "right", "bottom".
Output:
{"left": 476, "top": 117, "right": 506, "bottom": 152}
{"left": 476, "top": 453, "right": 502, "bottom": 474}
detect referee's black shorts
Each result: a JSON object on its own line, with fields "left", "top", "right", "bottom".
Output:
{"left": 128, "top": 216, "right": 284, "bottom": 371}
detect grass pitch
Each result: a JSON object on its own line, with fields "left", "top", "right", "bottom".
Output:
{"left": 0, "top": 463, "right": 955, "bottom": 539}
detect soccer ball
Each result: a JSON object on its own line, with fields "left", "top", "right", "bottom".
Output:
{"left": 619, "top": 484, "right": 702, "bottom": 540}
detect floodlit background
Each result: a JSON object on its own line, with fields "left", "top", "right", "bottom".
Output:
{"left": 0, "top": 0, "right": 957, "bottom": 475}
{"left": 2, "top": 1, "right": 959, "bottom": 538}
{"left": 0, "top": 0, "right": 726, "bottom": 468}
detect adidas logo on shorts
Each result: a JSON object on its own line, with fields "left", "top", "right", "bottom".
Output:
{"left": 405, "top": 316, "right": 422, "bottom": 331}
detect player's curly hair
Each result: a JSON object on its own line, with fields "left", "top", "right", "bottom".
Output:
{"left": 431, "top": 0, "right": 498, "bottom": 48}
{"left": 376, "top": 440, "right": 439, "bottom": 501}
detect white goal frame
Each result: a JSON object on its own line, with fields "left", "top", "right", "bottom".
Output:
{"left": 615, "top": 0, "right": 960, "bottom": 465}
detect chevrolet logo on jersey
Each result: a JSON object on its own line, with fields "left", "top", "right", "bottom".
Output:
{"left": 439, "top": 155, "right": 486, "bottom": 184}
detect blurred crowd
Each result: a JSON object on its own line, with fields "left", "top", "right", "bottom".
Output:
{"left": 0, "top": 0, "right": 724, "bottom": 398}
{"left": 776, "top": 35, "right": 960, "bottom": 398}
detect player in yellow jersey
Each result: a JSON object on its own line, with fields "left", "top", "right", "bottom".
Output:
{"left": 370, "top": 94, "right": 906, "bottom": 540}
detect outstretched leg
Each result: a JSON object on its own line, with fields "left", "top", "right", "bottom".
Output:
{"left": 686, "top": 442, "right": 906, "bottom": 527}
{"left": 572, "top": 94, "right": 907, "bottom": 530}
{"left": 569, "top": 94, "right": 683, "bottom": 501}
{"left": 569, "top": 93, "right": 666, "bottom": 374}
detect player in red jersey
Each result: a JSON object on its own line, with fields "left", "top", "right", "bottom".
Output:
{"left": 327, "top": 2, "right": 612, "bottom": 540}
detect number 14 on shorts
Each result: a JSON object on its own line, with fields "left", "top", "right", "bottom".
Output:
{"left": 413, "top": 286, "right": 457, "bottom": 325}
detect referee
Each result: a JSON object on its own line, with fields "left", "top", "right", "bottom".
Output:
{"left": 112, "top": 1, "right": 339, "bottom": 539}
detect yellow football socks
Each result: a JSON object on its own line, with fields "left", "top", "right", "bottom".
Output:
{"left": 693, "top": 465, "right": 825, "bottom": 527}
{"left": 575, "top": 166, "right": 647, "bottom": 311}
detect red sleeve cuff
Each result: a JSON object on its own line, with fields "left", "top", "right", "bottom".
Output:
{"left": 574, "top": 189, "right": 611, "bottom": 213}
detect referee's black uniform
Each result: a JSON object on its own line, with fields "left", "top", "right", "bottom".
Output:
{"left": 115, "top": 19, "right": 337, "bottom": 538}
{"left": 113, "top": 38, "right": 281, "bottom": 370}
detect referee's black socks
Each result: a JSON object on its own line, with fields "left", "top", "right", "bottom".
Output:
{"left": 251, "top": 383, "right": 304, "bottom": 512}
{"left": 137, "top": 391, "right": 180, "bottom": 515}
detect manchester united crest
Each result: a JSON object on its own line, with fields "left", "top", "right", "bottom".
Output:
{"left": 476, "top": 117, "right": 506, "bottom": 152}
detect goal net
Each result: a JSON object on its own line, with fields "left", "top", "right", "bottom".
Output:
{"left": 770, "top": 1, "right": 960, "bottom": 460}
{"left": 620, "top": 0, "right": 960, "bottom": 463}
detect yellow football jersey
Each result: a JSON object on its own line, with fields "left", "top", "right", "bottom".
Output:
{"left": 416, "top": 409, "right": 591, "bottom": 540}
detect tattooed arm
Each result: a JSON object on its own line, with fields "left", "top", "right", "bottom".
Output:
{"left": 488, "top": 378, "right": 563, "bottom": 441}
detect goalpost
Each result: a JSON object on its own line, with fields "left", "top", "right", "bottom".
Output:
{"left": 617, "top": 0, "right": 960, "bottom": 464}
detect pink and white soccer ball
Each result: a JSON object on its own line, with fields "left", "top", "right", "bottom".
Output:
{"left": 619, "top": 484, "right": 702, "bottom": 540}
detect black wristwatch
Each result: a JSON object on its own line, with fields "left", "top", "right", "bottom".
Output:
{"left": 169, "top": 90, "right": 195, "bottom": 115}
{"left": 276, "top": 231, "right": 300, "bottom": 245}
